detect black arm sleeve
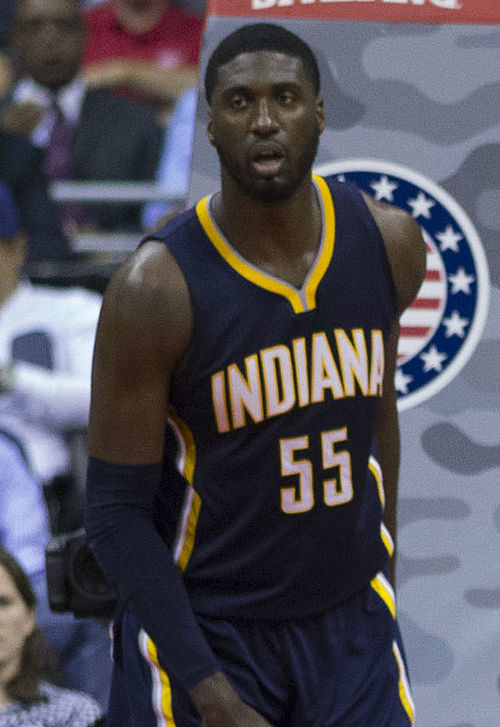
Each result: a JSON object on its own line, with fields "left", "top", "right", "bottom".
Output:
{"left": 85, "top": 456, "right": 219, "bottom": 690}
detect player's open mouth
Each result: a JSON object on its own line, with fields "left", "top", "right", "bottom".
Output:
{"left": 250, "top": 144, "right": 285, "bottom": 177}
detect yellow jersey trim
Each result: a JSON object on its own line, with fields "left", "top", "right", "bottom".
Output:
{"left": 168, "top": 409, "right": 201, "bottom": 573}
{"left": 370, "top": 571, "right": 396, "bottom": 619}
{"left": 369, "top": 454, "right": 385, "bottom": 509}
{"left": 393, "top": 640, "right": 416, "bottom": 724}
{"left": 195, "top": 174, "right": 335, "bottom": 314}
{"left": 139, "top": 630, "right": 176, "bottom": 726}
{"left": 368, "top": 455, "right": 394, "bottom": 556}
{"left": 381, "top": 522, "right": 395, "bottom": 557}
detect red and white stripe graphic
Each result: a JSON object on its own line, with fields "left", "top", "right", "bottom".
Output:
{"left": 398, "top": 229, "right": 446, "bottom": 364}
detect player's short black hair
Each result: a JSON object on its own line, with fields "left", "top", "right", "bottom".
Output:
{"left": 204, "top": 22, "right": 320, "bottom": 105}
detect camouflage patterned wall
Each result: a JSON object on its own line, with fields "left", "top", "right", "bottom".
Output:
{"left": 188, "top": 8, "right": 499, "bottom": 725}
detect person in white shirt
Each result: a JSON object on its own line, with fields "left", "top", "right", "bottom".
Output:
{"left": 0, "top": 181, "right": 101, "bottom": 484}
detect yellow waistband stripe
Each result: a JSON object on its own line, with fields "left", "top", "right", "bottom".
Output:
{"left": 393, "top": 640, "right": 416, "bottom": 725}
{"left": 370, "top": 571, "right": 396, "bottom": 619}
{"left": 139, "top": 630, "right": 176, "bottom": 726}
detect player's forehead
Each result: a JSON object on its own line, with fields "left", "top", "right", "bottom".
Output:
{"left": 214, "top": 51, "right": 309, "bottom": 95}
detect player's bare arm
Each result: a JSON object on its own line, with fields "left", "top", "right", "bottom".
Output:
{"left": 88, "top": 240, "right": 192, "bottom": 463}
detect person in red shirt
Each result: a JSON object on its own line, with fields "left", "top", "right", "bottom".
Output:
{"left": 82, "top": 0, "right": 204, "bottom": 113}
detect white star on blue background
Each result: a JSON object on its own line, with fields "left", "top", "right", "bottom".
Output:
{"left": 333, "top": 168, "right": 481, "bottom": 405}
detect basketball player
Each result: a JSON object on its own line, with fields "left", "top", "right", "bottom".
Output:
{"left": 86, "top": 23, "right": 426, "bottom": 727}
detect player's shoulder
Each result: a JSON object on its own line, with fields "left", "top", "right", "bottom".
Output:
{"left": 361, "top": 191, "right": 426, "bottom": 313}
{"left": 101, "top": 225, "right": 193, "bottom": 344}
{"left": 95, "top": 240, "right": 191, "bottom": 363}
{"left": 113, "top": 206, "right": 198, "bottom": 289}
{"left": 106, "top": 240, "right": 182, "bottom": 310}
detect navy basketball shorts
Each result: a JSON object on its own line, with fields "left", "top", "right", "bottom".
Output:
{"left": 107, "top": 573, "right": 414, "bottom": 726}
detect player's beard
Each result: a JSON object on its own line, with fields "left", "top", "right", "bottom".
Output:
{"left": 216, "top": 125, "right": 321, "bottom": 204}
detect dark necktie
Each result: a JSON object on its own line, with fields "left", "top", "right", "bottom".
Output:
{"left": 45, "top": 102, "right": 87, "bottom": 232}
{"left": 45, "top": 102, "right": 74, "bottom": 181}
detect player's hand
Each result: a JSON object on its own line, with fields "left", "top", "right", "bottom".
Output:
{"left": 190, "top": 672, "right": 273, "bottom": 727}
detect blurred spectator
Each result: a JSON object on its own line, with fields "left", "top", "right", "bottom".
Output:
{"left": 142, "top": 85, "right": 197, "bottom": 230}
{"left": 4, "top": 0, "right": 162, "bottom": 233}
{"left": 0, "top": 129, "right": 70, "bottom": 264}
{"left": 0, "top": 180, "right": 101, "bottom": 486}
{"left": 0, "top": 436, "right": 112, "bottom": 710}
{"left": 0, "top": 546, "right": 105, "bottom": 725}
{"left": 82, "top": 0, "right": 203, "bottom": 114}
{"left": 1, "top": 26, "right": 70, "bottom": 264}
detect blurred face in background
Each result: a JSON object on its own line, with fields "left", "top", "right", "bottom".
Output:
{"left": 113, "top": 0, "right": 169, "bottom": 33}
{"left": 13, "top": 0, "right": 85, "bottom": 90}
{"left": 0, "top": 563, "right": 35, "bottom": 681}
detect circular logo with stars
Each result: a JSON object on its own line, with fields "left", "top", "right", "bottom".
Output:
{"left": 315, "top": 158, "right": 490, "bottom": 411}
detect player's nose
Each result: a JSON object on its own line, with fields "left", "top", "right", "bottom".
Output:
{"left": 250, "top": 98, "right": 279, "bottom": 135}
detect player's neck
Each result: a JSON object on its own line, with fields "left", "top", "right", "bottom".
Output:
{"left": 212, "top": 178, "right": 322, "bottom": 287}
{"left": 216, "top": 178, "right": 320, "bottom": 252}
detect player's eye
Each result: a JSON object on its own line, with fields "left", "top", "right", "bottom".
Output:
{"left": 277, "top": 91, "right": 296, "bottom": 106}
{"left": 230, "top": 95, "right": 248, "bottom": 110}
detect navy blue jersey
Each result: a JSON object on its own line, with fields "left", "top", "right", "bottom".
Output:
{"left": 152, "top": 175, "right": 397, "bottom": 620}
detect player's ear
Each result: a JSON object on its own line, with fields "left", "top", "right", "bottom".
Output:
{"left": 316, "top": 98, "right": 325, "bottom": 134}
